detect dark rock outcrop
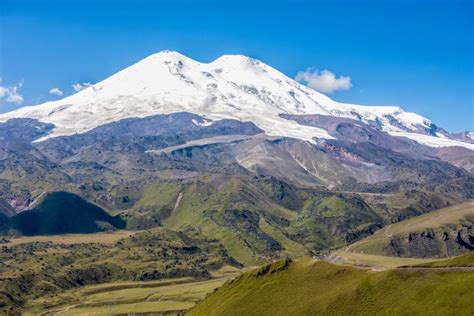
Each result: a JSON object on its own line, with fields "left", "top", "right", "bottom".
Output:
{"left": 384, "top": 225, "right": 474, "bottom": 258}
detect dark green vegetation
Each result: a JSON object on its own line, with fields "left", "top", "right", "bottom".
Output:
{"left": 0, "top": 192, "right": 125, "bottom": 235}
{"left": 189, "top": 255, "right": 474, "bottom": 316}
{"left": 119, "top": 175, "right": 465, "bottom": 265}
{"left": 0, "top": 114, "right": 471, "bottom": 264}
{"left": 24, "top": 268, "right": 241, "bottom": 315}
{"left": 0, "top": 228, "right": 235, "bottom": 315}
{"left": 4, "top": 174, "right": 464, "bottom": 265}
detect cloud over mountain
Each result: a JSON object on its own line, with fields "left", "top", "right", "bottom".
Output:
{"left": 49, "top": 87, "right": 64, "bottom": 96}
{"left": 295, "top": 69, "right": 352, "bottom": 93}
{"left": 72, "top": 82, "right": 93, "bottom": 92}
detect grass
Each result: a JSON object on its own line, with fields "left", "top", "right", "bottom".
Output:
{"left": 0, "top": 227, "right": 236, "bottom": 314}
{"left": 78, "top": 277, "right": 195, "bottom": 295}
{"left": 348, "top": 201, "right": 474, "bottom": 255}
{"left": 199, "top": 219, "right": 259, "bottom": 266}
{"left": 317, "top": 196, "right": 350, "bottom": 216}
{"left": 24, "top": 271, "right": 239, "bottom": 315}
{"left": 161, "top": 176, "right": 295, "bottom": 265}
{"left": 133, "top": 182, "right": 182, "bottom": 212}
{"left": 161, "top": 175, "right": 386, "bottom": 265}
{"left": 3, "top": 230, "right": 136, "bottom": 247}
{"left": 258, "top": 217, "right": 307, "bottom": 256}
{"left": 55, "top": 300, "right": 193, "bottom": 315}
{"left": 189, "top": 255, "right": 474, "bottom": 316}
{"left": 330, "top": 250, "right": 437, "bottom": 270}
{"left": 410, "top": 252, "right": 474, "bottom": 268}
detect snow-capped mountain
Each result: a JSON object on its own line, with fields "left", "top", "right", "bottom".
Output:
{"left": 0, "top": 50, "right": 472, "bottom": 149}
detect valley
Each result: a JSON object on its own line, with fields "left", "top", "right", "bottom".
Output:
{"left": 1, "top": 200, "right": 472, "bottom": 314}
{"left": 2, "top": 230, "right": 136, "bottom": 247}
{"left": 24, "top": 267, "right": 241, "bottom": 315}
{"left": 0, "top": 50, "right": 472, "bottom": 315}
{"left": 0, "top": 227, "right": 237, "bottom": 314}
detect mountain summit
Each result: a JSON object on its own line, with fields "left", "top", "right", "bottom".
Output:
{"left": 0, "top": 50, "right": 472, "bottom": 149}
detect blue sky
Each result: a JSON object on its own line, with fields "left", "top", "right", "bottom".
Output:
{"left": 1, "top": 0, "right": 472, "bottom": 132}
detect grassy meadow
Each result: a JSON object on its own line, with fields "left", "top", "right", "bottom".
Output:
{"left": 24, "top": 265, "right": 240, "bottom": 315}
{"left": 189, "top": 255, "right": 474, "bottom": 316}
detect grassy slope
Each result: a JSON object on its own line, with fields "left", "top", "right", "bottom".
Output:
{"left": 125, "top": 181, "right": 183, "bottom": 229}
{"left": 348, "top": 201, "right": 474, "bottom": 255}
{"left": 0, "top": 227, "right": 235, "bottom": 314}
{"left": 157, "top": 175, "right": 386, "bottom": 265}
{"left": 330, "top": 251, "right": 437, "bottom": 270}
{"left": 161, "top": 176, "right": 303, "bottom": 266}
{"left": 4, "top": 230, "right": 136, "bottom": 246}
{"left": 144, "top": 175, "right": 460, "bottom": 266}
{"left": 189, "top": 256, "right": 474, "bottom": 316}
{"left": 410, "top": 252, "right": 474, "bottom": 268}
{"left": 25, "top": 266, "right": 241, "bottom": 316}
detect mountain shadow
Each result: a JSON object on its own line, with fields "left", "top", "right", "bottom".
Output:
{"left": 1, "top": 191, "right": 125, "bottom": 235}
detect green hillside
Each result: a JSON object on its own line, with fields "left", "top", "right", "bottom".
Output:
{"left": 189, "top": 255, "right": 474, "bottom": 316}
{"left": 0, "top": 227, "right": 235, "bottom": 314}
{"left": 0, "top": 191, "right": 126, "bottom": 235}
{"left": 410, "top": 252, "right": 474, "bottom": 268}
{"left": 152, "top": 175, "right": 383, "bottom": 265}
{"left": 114, "top": 175, "right": 466, "bottom": 266}
{"left": 347, "top": 201, "right": 474, "bottom": 257}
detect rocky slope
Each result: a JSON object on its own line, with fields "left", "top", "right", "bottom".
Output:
{"left": 348, "top": 201, "right": 474, "bottom": 258}
{"left": 0, "top": 51, "right": 471, "bottom": 268}
{"left": 384, "top": 226, "right": 473, "bottom": 258}
{"left": 0, "top": 110, "right": 472, "bottom": 265}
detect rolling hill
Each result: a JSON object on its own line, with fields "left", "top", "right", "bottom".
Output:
{"left": 0, "top": 227, "right": 236, "bottom": 314}
{"left": 346, "top": 201, "right": 474, "bottom": 258}
{"left": 0, "top": 52, "right": 471, "bottom": 267}
{"left": 189, "top": 255, "right": 474, "bottom": 316}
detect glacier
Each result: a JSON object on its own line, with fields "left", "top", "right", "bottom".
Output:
{"left": 0, "top": 50, "right": 472, "bottom": 150}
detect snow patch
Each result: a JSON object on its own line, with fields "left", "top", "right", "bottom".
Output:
{"left": 192, "top": 118, "right": 213, "bottom": 127}
{"left": 389, "top": 131, "right": 474, "bottom": 150}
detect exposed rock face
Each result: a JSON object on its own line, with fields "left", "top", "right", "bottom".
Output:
{"left": 0, "top": 112, "right": 472, "bottom": 266}
{"left": 436, "top": 146, "right": 474, "bottom": 173}
{"left": 0, "top": 198, "right": 15, "bottom": 217}
{"left": 0, "top": 118, "right": 54, "bottom": 142}
{"left": 384, "top": 225, "right": 474, "bottom": 258}
{"left": 283, "top": 113, "right": 474, "bottom": 174}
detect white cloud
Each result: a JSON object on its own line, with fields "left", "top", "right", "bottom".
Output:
{"left": 72, "top": 82, "right": 92, "bottom": 92}
{"left": 49, "top": 87, "right": 64, "bottom": 96}
{"left": 295, "top": 68, "right": 352, "bottom": 93}
{"left": 0, "top": 80, "right": 24, "bottom": 104}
